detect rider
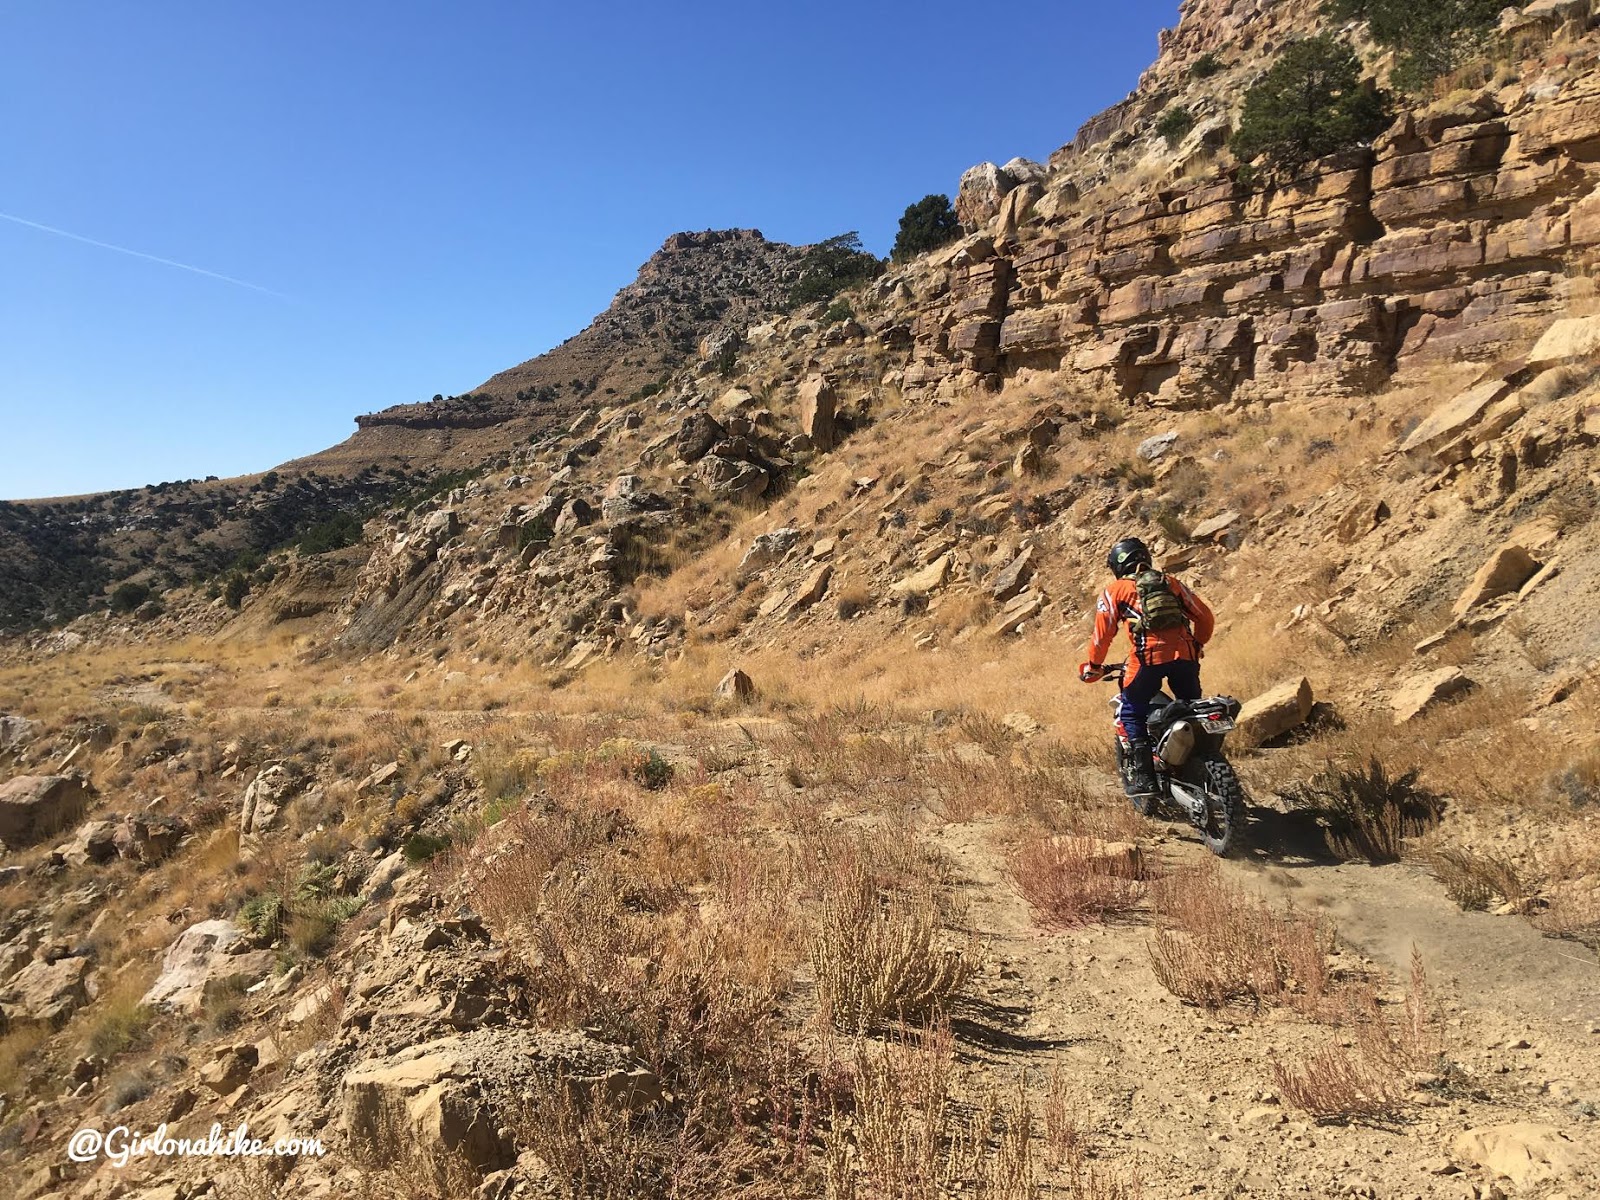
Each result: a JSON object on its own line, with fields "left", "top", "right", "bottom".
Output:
{"left": 1079, "top": 537, "right": 1215, "bottom": 800}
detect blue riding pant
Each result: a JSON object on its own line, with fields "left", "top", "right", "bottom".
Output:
{"left": 1119, "top": 659, "right": 1202, "bottom": 743}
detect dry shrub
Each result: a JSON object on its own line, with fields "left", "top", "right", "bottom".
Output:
{"left": 0, "top": 1021, "right": 52, "bottom": 1103}
{"left": 1272, "top": 1038, "right": 1406, "bottom": 1124}
{"left": 1009, "top": 835, "right": 1151, "bottom": 928}
{"left": 82, "top": 969, "right": 157, "bottom": 1060}
{"left": 1533, "top": 890, "right": 1600, "bottom": 947}
{"left": 958, "top": 711, "right": 1018, "bottom": 758}
{"left": 1147, "top": 865, "right": 1332, "bottom": 1012}
{"left": 1545, "top": 746, "right": 1600, "bottom": 809}
{"left": 460, "top": 796, "right": 817, "bottom": 1193}
{"left": 1425, "top": 845, "right": 1528, "bottom": 912}
{"left": 1274, "top": 948, "right": 1441, "bottom": 1123}
{"left": 810, "top": 850, "right": 976, "bottom": 1034}
{"left": 824, "top": 1032, "right": 1048, "bottom": 1200}
{"left": 1282, "top": 758, "right": 1444, "bottom": 863}
{"left": 514, "top": 1075, "right": 781, "bottom": 1200}
{"left": 825, "top": 1030, "right": 962, "bottom": 1200}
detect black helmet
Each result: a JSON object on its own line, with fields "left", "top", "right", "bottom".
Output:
{"left": 1107, "top": 537, "right": 1152, "bottom": 578}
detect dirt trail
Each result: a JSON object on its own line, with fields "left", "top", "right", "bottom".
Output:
{"left": 1239, "top": 854, "right": 1600, "bottom": 1035}
{"left": 928, "top": 806, "right": 1600, "bottom": 1200}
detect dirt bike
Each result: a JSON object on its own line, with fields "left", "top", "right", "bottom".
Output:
{"left": 1095, "top": 663, "right": 1245, "bottom": 856}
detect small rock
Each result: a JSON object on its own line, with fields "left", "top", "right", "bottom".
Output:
{"left": 1191, "top": 511, "right": 1241, "bottom": 542}
{"left": 890, "top": 553, "right": 954, "bottom": 597}
{"left": 1452, "top": 1123, "right": 1581, "bottom": 1188}
{"left": 1137, "top": 432, "right": 1179, "bottom": 462}
{"left": 1234, "top": 678, "right": 1314, "bottom": 748}
{"left": 1392, "top": 668, "right": 1474, "bottom": 724}
{"left": 1001, "top": 712, "right": 1042, "bottom": 738}
{"left": 1453, "top": 545, "right": 1541, "bottom": 618}
{"left": 715, "top": 669, "right": 755, "bottom": 701}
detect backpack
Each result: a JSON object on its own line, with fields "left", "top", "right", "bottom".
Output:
{"left": 1131, "top": 569, "right": 1190, "bottom": 634}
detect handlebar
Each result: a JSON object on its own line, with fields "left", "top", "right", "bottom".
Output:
{"left": 1093, "top": 662, "right": 1127, "bottom": 684}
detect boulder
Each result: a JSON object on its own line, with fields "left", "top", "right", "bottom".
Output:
{"left": 1453, "top": 545, "right": 1541, "bottom": 617}
{"left": 142, "top": 920, "right": 276, "bottom": 1013}
{"left": 0, "top": 715, "right": 38, "bottom": 753}
{"left": 1012, "top": 443, "right": 1042, "bottom": 477}
{"left": 991, "top": 546, "right": 1036, "bottom": 603}
{"left": 715, "top": 669, "right": 755, "bottom": 701}
{"left": 421, "top": 509, "right": 461, "bottom": 542}
{"left": 796, "top": 376, "right": 838, "bottom": 450}
{"left": 675, "top": 412, "right": 725, "bottom": 463}
{"left": 1399, "top": 378, "right": 1515, "bottom": 458}
{"left": 957, "top": 162, "right": 1015, "bottom": 229}
{"left": 783, "top": 565, "right": 833, "bottom": 618}
{"left": 1527, "top": 315, "right": 1600, "bottom": 369}
{"left": 1392, "top": 668, "right": 1474, "bottom": 724}
{"left": 1, "top": 954, "right": 90, "bottom": 1025}
{"left": 361, "top": 761, "right": 401, "bottom": 793}
{"left": 1235, "top": 678, "right": 1315, "bottom": 748}
{"left": 199, "top": 1044, "right": 259, "bottom": 1096}
{"left": 1000, "top": 156, "right": 1048, "bottom": 187}
{"left": 61, "top": 818, "right": 120, "bottom": 867}
{"left": 890, "top": 553, "right": 954, "bottom": 597}
{"left": 699, "top": 455, "right": 770, "bottom": 501}
{"left": 1451, "top": 1123, "right": 1583, "bottom": 1188}
{"left": 340, "top": 1029, "right": 657, "bottom": 1172}
{"left": 0, "top": 775, "right": 91, "bottom": 848}
{"left": 360, "top": 851, "right": 410, "bottom": 902}
{"left": 239, "top": 762, "right": 299, "bottom": 835}
{"left": 114, "top": 813, "right": 188, "bottom": 864}
{"left": 552, "top": 497, "right": 596, "bottom": 536}
{"left": 601, "top": 475, "right": 669, "bottom": 523}
{"left": 738, "top": 528, "right": 802, "bottom": 576}
{"left": 1137, "top": 432, "right": 1180, "bottom": 462}
{"left": 1336, "top": 497, "right": 1390, "bottom": 544}
{"left": 712, "top": 386, "right": 758, "bottom": 417}
{"left": 1190, "top": 511, "right": 1241, "bottom": 542}
{"left": 991, "top": 593, "right": 1046, "bottom": 636}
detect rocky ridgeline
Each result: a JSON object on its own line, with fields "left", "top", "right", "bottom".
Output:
{"left": 887, "top": 0, "right": 1600, "bottom": 405}
{"left": 315, "top": 371, "right": 852, "bottom": 660}
{"left": 354, "top": 230, "right": 813, "bottom": 434}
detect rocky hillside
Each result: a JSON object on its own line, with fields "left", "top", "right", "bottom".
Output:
{"left": 0, "top": 471, "right": 412, "bottom": 634}
{"left": 0, "top": 230, "right": 823, "bottom": 632}
{"left": 298, "top": 229, "right": 820, "bottom": 471}
{"left": 2, "top": 3, "right": 1600, "bottom": 1200}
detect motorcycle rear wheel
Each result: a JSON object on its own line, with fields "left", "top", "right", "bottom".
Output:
{"left": 1195, "top": 758, "right": 1242, "bottom": 856}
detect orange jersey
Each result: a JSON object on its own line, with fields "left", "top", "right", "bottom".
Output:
{"left": 1087, "top": 574, "right": 1214, "bottom": 667}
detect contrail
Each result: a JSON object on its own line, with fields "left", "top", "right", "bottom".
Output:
{"left": 0, "top": 210, "right": 287, "bottom": 298}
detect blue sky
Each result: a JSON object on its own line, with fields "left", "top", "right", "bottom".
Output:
{"left": 1, "top": 0, "right": 1179, "bottom": 500}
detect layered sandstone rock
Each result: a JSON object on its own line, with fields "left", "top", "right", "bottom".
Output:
{"left": 895, "top": 4, "right": 1600, "bottom": 408}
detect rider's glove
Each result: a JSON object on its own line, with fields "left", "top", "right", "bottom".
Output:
{"left": 1079, "top": 661, "right": 1105, "bottom": 683}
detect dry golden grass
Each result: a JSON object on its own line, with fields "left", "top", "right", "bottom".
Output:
{"left": 809, "top": 846, "right": 977, "bottom": 1034}
{"left": 1147, "top": 864, "right": 1333, "bottom": 1013}
{"left": 1273, "top": 949, "right": 1442, "bottom": 1123}
{"left": 1009, "top": 834, "right": 1151, "bottom": 929}
{"left": 1281, "top": 758, "right": 1445, "bottom": 863}
{"left": 0, "top": 1021, "right": 52, "bottom": 1106}
{"left": 80, "top": 965, "right": 158, "bottom": 1061}
{"left": 1424, "top": 844, "right": 1529, "bottom": 912}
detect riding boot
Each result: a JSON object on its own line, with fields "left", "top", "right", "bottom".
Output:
{"left": 1125, "top": 738, "right": 1159, "bottom": 799}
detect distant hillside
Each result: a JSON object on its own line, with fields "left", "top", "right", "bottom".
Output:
{"left": 0, "top": 229, "right": 826, "bottom": 629}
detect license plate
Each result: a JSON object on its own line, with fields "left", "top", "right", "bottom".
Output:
{"left": 1204, "top": 716, "right": 1235, "bottom": 732}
